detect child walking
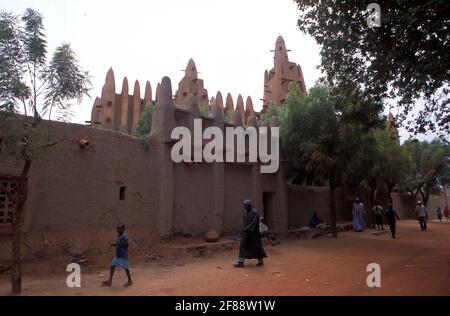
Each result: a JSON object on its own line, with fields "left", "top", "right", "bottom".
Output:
{"left": 102, "top": 223, "right": 133, "bottom": 287}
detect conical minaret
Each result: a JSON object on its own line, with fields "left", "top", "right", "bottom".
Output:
{"left": 132, "top": 80, "right": 141, "bottom": 128}
{"left": 274, "top": 35, "right": 289, "bottom": 64}
{"left": 262, "top": 36, "right": 307, "bottom": 109}
{"left": 144, "top": 81, "right": 152, "bottom": 108}
{"left": 185, "top": 58, "right": 198, "bottom": 79}
{"left": 236, "top": 94, "right": 245, "bottom": 124}
{"left": 225, "top": 93, "right": 234, "bottom": 113}
{"left": 174, "top": 58, "right": 209, "bottom": 108}
{"left": 119, "top": 77, "right": 129, "bottom": 132}
{"left": 100, "top": 67, "right": 116, "bottom": 129}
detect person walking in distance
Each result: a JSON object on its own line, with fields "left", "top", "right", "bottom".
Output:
{"left": 385, "top": 204, "right": 400, "bottom": 239}
{"left": 444, "top": 205, "right": 450, "bottom": 222}
{"left": 436, "top": 206, "right": 443, "bottom": 222}
{"left": 372, "top": 201, "right": 385, "bottom": 231}
{"left": 415, "top": 201, "right": 428, "bottom": 231}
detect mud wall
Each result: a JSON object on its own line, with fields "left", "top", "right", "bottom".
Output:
{"left": 0, "top": 120, "right": 161, "bottom": 236}
{"left": 0, "top": 119, "right": 281, "bottom": 241}
{"left": 173, "top": 163, "right": 213, "bottom": 235}
{"left": 287, "top": 183, "right": 450, "bottom": 230}
{"left": 392, "top": 192, "right": 449, "bottom": 219}
{"left": 223, "top": 164, "right": 254, "bottom": 234}
{"left": 287, "top": 185, "right": 352, "bottom": 229}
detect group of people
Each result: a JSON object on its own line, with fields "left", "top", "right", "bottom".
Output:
{"left": 352, "top": 198, "right": 401, "bottom": 238}
{"left": 101, "top": 199, "right": 269, "bottom": 287}
{"left": 372, "top": 201, "right": 401, "bottom": 238}
{"left": 101, "top": 198, "right": 449, "bottom": 287}
{"left": 352, "top": 197, "right": 449, "bottom": 239}
{"left": 436, "top": 205, "right": 450, "bottom": 222}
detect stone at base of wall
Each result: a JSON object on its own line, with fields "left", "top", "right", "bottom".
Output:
{"left": 288, "top": 222, "right": 353, "bottom": 239}
{"left": 162, "top": 239, "right": 239, "bottom": 257}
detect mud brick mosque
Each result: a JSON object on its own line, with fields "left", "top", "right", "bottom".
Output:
{"left": 1, "top": 36, "right": 435, "bottom": 259}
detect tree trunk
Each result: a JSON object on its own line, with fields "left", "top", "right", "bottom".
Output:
{"left": 306, "top": 172, "right": 313, "bottom": 186}
{"left": 418, "top": 188, "right": 426, "bottom": 206}
{"left": 329, "top": 176, "right": 338, "bottom": 237}
{"left": 386, "top": 182, "right": 394, "bottom": 206}
{"left": 444, "top": 185, "right": 449, "bottom": 208}
{"left": 11, "top": 159, "right": 31, "bottom": 295}
{"left": 424, "top": 188, "right": 430, "bottom": 207}
{"left": 369, "top": 182, "right": 376, "bottom": 210}
{"left": 369, "top": 178, "right": 377, "bottom": 228}
{"left": 10, "top": 222, "right": 22, "bottom": 295}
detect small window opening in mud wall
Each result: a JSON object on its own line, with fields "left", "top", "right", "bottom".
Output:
{"left": 0, "top": 179, "right": 18, "bottom": 226}
{"left": 119, "top": 186, "right": 126, "bottom": 201}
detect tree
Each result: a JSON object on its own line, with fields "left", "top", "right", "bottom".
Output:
{"left": 278, "top": 82, "right": 384, "bottom": 236}
{"left": 280, "top": 83, "right": 340, "bottom": 236}
{"left": 293, "top": 0, "right": 450, "bottom": 140}
{"left": 342, "top": 130, "right": 378, "bottom": 211}
{"left": 371, "top": 129, "right": 414, "bottom": 205}
{"left": 0, "top": 11, "right": 28, "bottom": 112}
{"left": 133, "top": 105, "right": 153, "bottom": 149}
{"left": 403, "top": 139, "right": 450, "bottom": 206}
{"left": 259, "top": 103, "right": 284, "bottom": 127}
{"left": 134, "top": 105, "right": 153, "bottom": 137}
{"left": 0, "top": 8, "right": 91, "bottom": 295}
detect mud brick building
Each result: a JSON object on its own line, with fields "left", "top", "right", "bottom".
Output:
{"left": 1, "top": 37, "right": 439, "bottom": 260}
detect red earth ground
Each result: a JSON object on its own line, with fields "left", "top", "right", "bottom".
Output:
{"left": 0, "top": 219, "right": 449, "bottom": 296}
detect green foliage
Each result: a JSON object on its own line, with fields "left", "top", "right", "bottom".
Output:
{"left": 280, "top": 83, "right": 339, "bottom": 184}
{"left": 260, "top": 82, "right": 300, "bottom": 130}
{"left": 278, "top": 81, "right": 385, "bottom": 186}
{"left": 277, "top": 81, "right": 387, "bottom": 236}
{"left": 0, "top": 12, "right": 28, "bottom": 111}
{"left": 133, "top": 105, "right": 153, "bottom": 150}
{"left": 293, "top": 0, "right": 450, "bottom": 139}
{"left": 402, "top": 139, "right": 450, "bottom": 203}
{"left": 141, "top": 137, "right": 150, "bottom": 150}
{"left": 224, "top": 111, "right": 233, "bottom": 124}
{"left": 259, "top": 103, "right": 280, "bottom": 126}
{"left": 0, "top": 112, "right": 56, "bottom": 161}
{"left": 22, "top": 8, "right": 47, "bottom": 66}
{"left": 43, "top": 43, "right": 91, "bottom": 119}
{"left": 198, "top": 106, "right": 209, "bottom": 117}
{"left": 134, "top": 105, "right": 153, "bottom": 137}
{"left": 0, "top": 8, "right": 91, "bottom": 118}
{"left": 0, "top": 7, "right": 91, "bottom": 160}
{"left": 342, "top": 130, "right": 379, "bottom": 188}
{"left": 371, "top": 129, "right": 414, "bottom": 191}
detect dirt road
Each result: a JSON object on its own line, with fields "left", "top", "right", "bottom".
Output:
{"left": 1, "top": 220, "right": 449, "bottom": 295}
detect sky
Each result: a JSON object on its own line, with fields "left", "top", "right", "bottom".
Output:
{"left": 0, "top": 0, "right": 435, "bottom": 142}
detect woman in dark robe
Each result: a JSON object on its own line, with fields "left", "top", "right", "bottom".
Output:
{"left": 233, "top": 199, "right": 267, "bottom": 268}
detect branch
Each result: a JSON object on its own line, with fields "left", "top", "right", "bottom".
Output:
{"left": 38, "top": 138, "right": 65, "bottom": 149}
{"left": 36, "top": 89, "right": 45, "bottom": 98}
{"left": 35, "top": 77, "right": 49, "bottom": 95}
{"left": 21, "top": 97, "right": 27, "bottom": 116}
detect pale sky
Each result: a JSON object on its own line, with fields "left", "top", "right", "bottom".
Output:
{"left": 0, "top": 0, "right": 435, "bottom": 142}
